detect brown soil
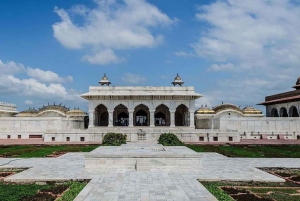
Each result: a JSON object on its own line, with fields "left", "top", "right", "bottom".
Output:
{"left": 231, "top": 193, "right": 273, "bottom": 201}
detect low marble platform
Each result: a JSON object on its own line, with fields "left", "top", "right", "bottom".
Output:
{"left": 85, "top": 143, "right": 201, "bottom": 170}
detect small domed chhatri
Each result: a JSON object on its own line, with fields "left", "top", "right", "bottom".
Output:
{"left": 195, "top": 105, "right": 215, "bottom": 115}
{"left": 67, "top": 108, "right": 87, "bottom": 117}
{"left": 243, "top": 106, "right": 263, "bottom": 115}
{"left": 172, "top": 73, "right": 184, "bottom": 86}
{"left": 99, "top": 74, "right": 111, "bottom": 86}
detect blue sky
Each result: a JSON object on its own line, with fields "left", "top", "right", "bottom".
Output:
{"left": 1, "top": 0, "right": 300, "bottom": 112}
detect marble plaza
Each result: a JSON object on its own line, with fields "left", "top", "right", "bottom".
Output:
{"left": 2, "top": 143, "right": 300, "bottom": 200}
{"left": 85, "top": 143, "right": 201, "bottom": 170}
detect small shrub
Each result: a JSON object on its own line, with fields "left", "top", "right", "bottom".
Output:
{"left": 158, "top": 133, "right": 184, "bottom": 146}
{"left": 102, "top": 133, "right": 127, "bottom": 146}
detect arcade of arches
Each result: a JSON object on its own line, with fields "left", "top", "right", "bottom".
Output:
{"left": 93, "top": 104, "right": 191, "bottom": 127}
{"left": 270, "top": 106, "right": 299, "bottom": 117}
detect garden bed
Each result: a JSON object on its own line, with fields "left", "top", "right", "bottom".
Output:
{"left": 201, "top": 168, "right": 300, "bottom": 201}
{"left": 0, "top": 181, "right": 88, "bottom": 201}
{"left": 188, "top": 145, "right": 300, "bottom": 158}
{"left": 0, "top": 145, "right": 99, "bottom": 158}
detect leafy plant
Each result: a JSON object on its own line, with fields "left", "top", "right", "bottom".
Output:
{"left": 102, "top": 132, "right": 127, "bottom": 146}
{"left": 201, "top": 182, "right": 233, "bottom": 201}
{"left": 57, "top": 182, "right": 87, "bottom": 201}
{"left": 158, "top": 133, "right": 184, "bottom": 146}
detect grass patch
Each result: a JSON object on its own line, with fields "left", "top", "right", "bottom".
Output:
{"left": 188, "top": 145, "right": 300, "bottom": 158}
{"left": 0, "top": 181, "right": 87, "bottom": 201}
{"left": 201, "top": 180, "right": 300, "bottom": 201}
{"left": 0, "top": 145, "right": 99, "bottom": 158}
{"left": 201, "top": 182, "right": 233, "bottom": 201}
{"left": 57, "top": 182, "right": 87, "bottom": 201}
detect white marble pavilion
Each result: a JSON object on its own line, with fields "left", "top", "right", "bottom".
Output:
{"left": 80, "top": 74, "right": 202, "bottom": 129}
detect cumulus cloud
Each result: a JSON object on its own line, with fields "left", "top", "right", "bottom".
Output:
{"left": 208, "top": 63, "right": 235, "bottom": 71}
{"left": 0, "top": 59, "right": 79, "bottom": 104}
{"left": 193, "top": 0, "right": 300, "bottom": 74}
{"left": 53, "top": 0, "right": 174, "bottom": 65}
{"left": 26, "top": 67, "right": 73, "bottom": 83}
{"left": 179, "top": 0, "right": 300, "bottom": 108}
{"left": 122, "top": 73, "right": 146, "bottom": 84}
{"left": 0, "top": 60, "right": 25, "bottom": 75}
{"left": 0, "top": 75, "right": 80, "bottom": 101}
{"left": 82, "top": 50, "right": 124, "bottom": 65}
{"left": 24, "top": 100, "right": 33, "bottom": 105}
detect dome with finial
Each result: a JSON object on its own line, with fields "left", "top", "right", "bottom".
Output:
{"left": 195, "top": 105, "right": 215, "bottom": 115}
{"left": 243, "top": 106, "right": 263, "bottom": 115}
{"left": 172, "top": 73, "right": 184, "bottom": 86}
{"left": 292, "top": 76, "right": 300, "bottom": 90}
{"left": 99, "top": 74, "right": 111, "bottom": 86}
{"left": 67, "top": 108, "right": 87, "bottom": 117}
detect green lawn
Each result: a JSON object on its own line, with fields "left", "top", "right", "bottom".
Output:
{"left": 0, "top": 181, "right": 87, "bottom": 201}
{"left": 201, "top": 181, "right": 300, "bottom": 201}
{"left": 187, "top": 145, "right": 300, "bottom": 158}
{"left": 0, "top": 145, "right": 99, "bottom": 158}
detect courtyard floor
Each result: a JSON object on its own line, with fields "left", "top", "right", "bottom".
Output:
{"left": 1, "top": 151, "right": 300, "bottom": 200}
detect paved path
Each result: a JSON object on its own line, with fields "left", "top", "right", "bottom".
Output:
{"left": 1, "top": 153, "right": 300, "bottom": 200}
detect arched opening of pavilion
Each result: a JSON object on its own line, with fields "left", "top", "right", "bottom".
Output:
{"left": 94, "top": 104, "right": 108, "bottom": 126}
{"left": 270, "top": 108, "right": 279, "bottom": 117}
{"left": 134, "top": 104, "right": 149, "bottom": 126}
{"left": 113, "top": 104, "right": 129, "bottom": 126}
{"left": 280, "top": 107, "right": 288, "bottom": 117}
{"left": 289, "top": 106, "right": 299, "bottom": 117}
{"left": 175, "top": 104, "right": 189, "bottom": 126}
{"left": 155, "top": 104, "right": 170, "bottom": 126}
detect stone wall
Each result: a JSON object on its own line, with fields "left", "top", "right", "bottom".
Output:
{"left": 0, "top": 117, "right": 85, "bottom": 139}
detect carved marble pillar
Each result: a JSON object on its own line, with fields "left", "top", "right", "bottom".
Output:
{"left": 129, "top": 110, "right": 134, "bottom": 127}
{"left": 150, "top": 110, "right": 155, "bottom": 127}
{"left": 189, "top": 111, "right": 195, "bottom": 128}
{"left": 170, "top": 110, "right": 175, "bottom": 127}
{"left": 108, "top": 110, "right": 113, "bottom": 127}
{"left": 88, "top": 110, "right": 94, "bottom": 128}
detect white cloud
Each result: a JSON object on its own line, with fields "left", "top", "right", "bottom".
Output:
{"left": 122, "top": 73, "right": 146, "bottom": 84}
{"left": 0, "top": 60, "right": 25, "bottom": 75}
{"left": 24, "top": 100, "right": 33, "bottom": 105}
{"left": 0, "top": 75, "right": 80, "bottom": 101}
{"left": 193, "top": 0, "right": 300, "bottom": 74}
{"left": 174, "top": 51, "right": 195, "bottom": 58}
{"left": 0, "top": 59, "right": 79, "bottom": 105}
{"left": 53, "top": 0, "right": 174, "bottom": 64}
{"left": 82, "top": 49, "right": 123, "bottom": 65}
{"left": 208, "top": 63, "right": 235, "bottom": 71}
{"left": 180, "top": 0, "right": 300, "bottom": 108}
{"left": 26, "top": 67, "right": 73, "bottom": 83}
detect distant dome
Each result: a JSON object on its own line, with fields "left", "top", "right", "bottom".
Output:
{"left": 175, "top": 74, "right": 181, "bottom": 80}
{"left": 172, "top": 73, "right": 184, "bottom": 86}
{"left": 195, "top": 105, "right": 215, "bottom": 115}
{"left": 213, "top": 103, "right": 242, "bottom": 114}
{"left": 67, "top": 109, "right": 87, "bottom": 116}
{"left": 99, "top": 74, "right": 111, "bottom": 86}
{"left": 243, "top": 106, "right": 262, "bottom": 115}
{"left": 297, "top": 77, "right": 300, "bottom": 85}
{"left": 18, "top": 108, "right": 38, "bottom": 117}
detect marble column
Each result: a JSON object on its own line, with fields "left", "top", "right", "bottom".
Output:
{"left": 170, "top": 110, "right": 175, "bottom": 127}
{"left": 150, "top": 110, "right": 155, "bottom": 127}
{"left": 88, "top": 110, "right": 94, "bottom": 128}
{"left": 129, "top": 110, "right": 134, "bottom": 127}
{"left": 189, "top": 111, "right": 195, "bottom": 128}
{"left": 108, "top": 111, "right": 113, "bottom": 127}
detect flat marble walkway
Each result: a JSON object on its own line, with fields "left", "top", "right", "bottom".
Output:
{"left": 1, "top": 152, "right": 300, "bottom": 200}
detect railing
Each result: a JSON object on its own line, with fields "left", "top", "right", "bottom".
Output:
{"left": 0, "top": 102, "right": 17, "bottom": 111}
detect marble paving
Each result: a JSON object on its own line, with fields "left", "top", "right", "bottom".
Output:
{"left": 1, "top": 150, "right": 300, "bottom": 200}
